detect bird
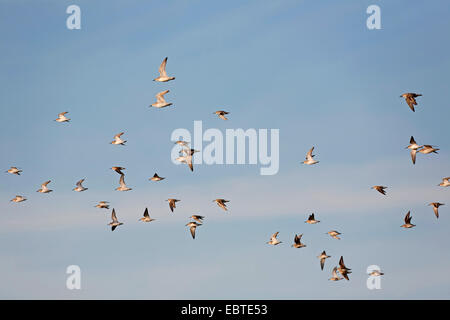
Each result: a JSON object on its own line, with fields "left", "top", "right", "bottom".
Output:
{"left": 428, "top": 202, "right": 444, "bottom": 219}
{"left": 150, "top": 90, "right": 172, "bottom": 108}
{"left": 305, "top": 213, "right": 320, "bottom": 224}
{"left": 111, "top": 167, "right": 126, "bottom": 175}
{"left": 329, "top": 267, "right": 343, "bottom": 281}
{"left": 372, "top": 185, "right": 387, "bottom": 196}
{"left": 186, "top": 221, "right": 201, "bottom": 239}
{"left": 213, "top": 199, "right": 229, "bottom": 211}
{"left": 302, "top": 147, "right": 319, "bottom": 165}
{"left": 95, "top": 201, "right": 110, "bottom": 209}
{"left": 327, "top": 230, "right": 341, "bottom": 240}
{"left": 139, "top": 208, "right": 156, "bottom": 222}
{"left": 166, "top": 199, "right": 180, "bottom": 213}
{"left": 116, "top": 174, "right": 132, "bottom": 191}
{"left": 338, "top": 256, "right": 352, "bottom": 281}
{"left": 176, "top": 155, "right": 194, "bottom": 172}
{"left": 214, "top": 110, "right": 229, "bottom": 120}
{"left": 418, "top": 145, "right": 439, "bottom": 154}
{"left": 401, "top": 211, "right": 415, "bottom": 228}
{"left": 73, "top": 179, "right": 88, "bottom": 192}
{"left": 400, "top": 93, "right": 422, "bottom": 112}
{"left": 111, "top": 132, "right": 126, "bottom": 145}
{"left": 406, "top": 136, "right": 422, "bottom": 164}
{"left": 153, "top": 57, "right": 175, "bottom": 82}
{"left": 267, "top": 232, "right": 282, "bottom": 245}
{"left": 10, "top": 195, "right": 26, "bottom": 203}
{"left": 37, "top": 180, "right": 52, "bottom": 193}
{"left": 108, "top": 208, "right": 123, "bottom": 231}
{"left": 291, "top": 234, "right": 306, "bottom": 248}
{"left": 317, "top": 251, "right": 331, "bottom": 270}
{"left": 149, "top": 173, "right": 165, "bottom": 181}
{"left": 369, "top": 270, "right": 384, "bottom": 277}
{"left": 438, "top": 177, "right": 450, "bottom": 187}
{"left": 55, "top": 111, "right": 70, "bottom": 123}
{"left": 174, "top": 140, "right": 189, "bottom": 147}
{"left": 6, "top": 167, "right": 22, "bottom": 175}
{"left": 190, "top": 215, "right": 204, "bottom": 224}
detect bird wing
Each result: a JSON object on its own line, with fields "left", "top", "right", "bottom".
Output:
{"left": 76, "top": 179, "right": 84, "bottom": 187}
{"left": 411, "top": 150, "right": 417, "bottom": 164}
{"left": 320, "top": 258, "right": 325, "bottom": 270}
{"left": 168, "top": 200, "right": 175, "bottom": 212}
{"left": 112, "top": 209, "right": 118, "bottom": 222}
{"left": 190, "top": 226, "right": 196, "bottom": 239}
{"left": 158, "top": 57, "right": 168, "bottom": 77}
{"left": 405, "top": 211, "right": 411, "bottom": 223}
{"left": 187, "top": 156, "right": 193, "bottom": 172}
{"left": 114, "top": 132, "right": 124, "bottom": 139}
{"left": 119, "top": 174, "right": 126, "bottom": 187}
{"left": 58, "top": 112, "right": 68, "bottom": 117}
{"left": 406, "top": 96, "right": 416, "bottom": 112}
{"left": 156, "top": 90, "right": 169, "bottom": 103}
{"left": 433, "top": 206, "right": 439, "bottom": 218}
{"left": 306, "top": 147, "right": 315, "bottom": 160}
{"left": 143, "top": 208, "right": 149, "bottom": 218}
{"left": 410, "top": 136, "right": 416, "bottom": 144}
{"left": 42, "top": 180, "right": 51, "bottom": 187}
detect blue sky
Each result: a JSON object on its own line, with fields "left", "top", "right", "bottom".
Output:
{"left": 0, "top": 0, "right": 450, "bottom": 299}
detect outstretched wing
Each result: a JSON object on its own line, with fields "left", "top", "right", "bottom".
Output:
{"left": 158, "top": 57, "right": 168, "bottom": 77}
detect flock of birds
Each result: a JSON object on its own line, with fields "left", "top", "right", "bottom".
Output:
{"left": 5, "top": 57, "right": 449, "bottom": 283}
{"left": 265, "top": 92, "right": 448, "bottom": 281}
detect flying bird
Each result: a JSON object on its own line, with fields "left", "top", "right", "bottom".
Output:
{"left": 116, "top": 174, "right": 132, "bottom": 191}
{"left": 111, "top": 167, "right": 126, "bottom": 175}
{"left": 213, "top": 199, "right": 229, "bottom": 211}
{"left": 166, "top": 198, "right": 180, "bottom": 213}
{"left": 327, "top": 230, "right": 341, "bottom": 240}
{"left": 174, "top": 140, "right": 189, "bottom": 147}
{"left": 150, "top": 90, "right": 172, "bottom": 108}
{"left": 428, "top": 202, "right": 444, "bottom": 219}
{"left": 302, "top": 147, "right": 319, "bottom": 165}
{"left": 305, "top": 213, "right": 320, "bottom": 224}
{"left": 139, "top": 208, "right": 156, "bottom": 222}
{"left": 401, "top": 211, "right": 415, "bottom": 228}
{"left": 329, "top": 267, "right": 343, "bottom": 281}
{"left": 10, "top": 195, "right": 26, "bottom": 203}
{"left": 149, "top": 173, "right": 165, "bottom": 181}
{"left": 438, "top": 177, "right": 450, "bottom": 187}
{"left": 6, "top": 167, "right": 22, "bottom": 175}
{"left": 418, "top": 145, "right": 439, "bottom": 154}
{"left": 111, "top": 132, "right": 126, "bottom": 145}
{"left": 190, "top": 215, "right": 204, "bottom": 224}
{"left": 318, "top": 251, "right": 331, "bottom": 271}
{"left": 37, "top": 180, "right": 52, "bottom": 193}
{"left": 406, "top": 136, "right": 422, "bottom": 164}
{"left": 186, "top": 221, "right": 201, "bottom": 239}
{"left": 291, "top": 234, "right": 306, "bottom": 248}
{"left": 372, "top": 185, "right": 387, "bottom": 196}
{"left": 73, "top": 179, "right": 88, "bottom": 192}
{"left": 400, "top": 93, "right": 422, "bottom": 112}
{"left": 338, "top": 256, "right": 352, "bottom": 281}
{"left": 55, "top": 111, "right": 70, "bottom": 123}
{"left": 108, "top": 208, "right": 123, "bottom": 231}
{"left": 267, "top": 232, "right": 282, "bottom": 245}
{"left": 95, "top": 201, "right": 110, "bottom": 209}
{"left": 369, "top": 269, "right": 384, "bottom": 277}
{"left": 153, "top": 57, "right": 175, "bottom": 82}
{"left": 214, "top": 110, "right": 230, "bottom": 120}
